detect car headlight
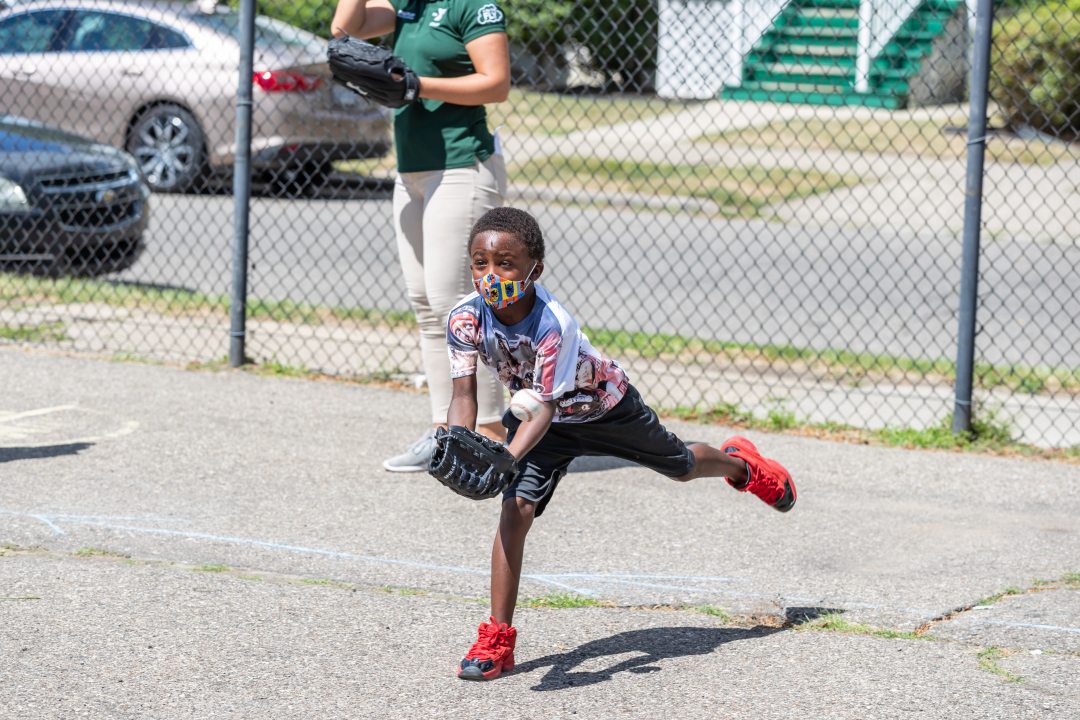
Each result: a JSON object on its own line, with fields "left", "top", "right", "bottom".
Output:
{"left": 0, "top": 176, "right": 29, "bottom": 211}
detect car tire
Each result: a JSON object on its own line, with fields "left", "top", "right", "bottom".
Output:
{"left": 127, "top": 104, "right": 206, "bottom": 193}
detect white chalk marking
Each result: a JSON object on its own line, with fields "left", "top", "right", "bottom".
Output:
{"left": 0, "top": 403, "right": 138, "bottom": 448}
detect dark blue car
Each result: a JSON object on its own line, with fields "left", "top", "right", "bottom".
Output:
{"left": 0, "top": 115, "right": 149, "bottom": 276}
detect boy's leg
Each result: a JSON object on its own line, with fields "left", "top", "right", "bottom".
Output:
{"left": 458, "top": 419, "right": 571, "bottom": 680}
{"left": 676, "top": 438, "right": 797, "bottom": 513}
{"left": 456, "top": 497, "right": 533, "bottom": 681}
{"left": 566, "top": 386, "right": 796, "bottom": 512}
{"left": 491, "top": 496, "right": 535, "bottom": 626}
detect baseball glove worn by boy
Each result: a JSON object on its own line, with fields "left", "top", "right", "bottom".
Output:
{"left": 428, "top": 426, "right": 518, "bottom": 500}
{"left": 326, "top": 35, "right": 419, "bottom": 109}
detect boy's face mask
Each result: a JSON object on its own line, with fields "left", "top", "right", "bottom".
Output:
{"left": 474, "top": 262, "right": 538, "bottom": 309}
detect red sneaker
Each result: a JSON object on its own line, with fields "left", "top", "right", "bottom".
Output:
{"left": 721, "top": 436, "right": 797, "bottom": 512}
{"left": 457, "top": 616, "right": 517, "bottom": 680}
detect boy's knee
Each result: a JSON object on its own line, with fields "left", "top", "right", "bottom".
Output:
{"left": 500, "top": 496, "right": 536, "bottom": 526}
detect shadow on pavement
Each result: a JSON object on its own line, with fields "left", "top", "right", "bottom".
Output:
{"left": 0, "top": 443, "right": 94, "bottom": 463}
{"left": 513, "top": 625, "right": 782, "bottom": 691}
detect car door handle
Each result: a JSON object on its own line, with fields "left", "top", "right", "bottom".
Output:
{"left": 121, "top": 68, "right": 143, "bottom": 77}
{"left": 15, "top": 66, "right": 35, "bottom": 76}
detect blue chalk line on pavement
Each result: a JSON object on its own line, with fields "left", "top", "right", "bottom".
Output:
{"left": 6, "top": 507, "right": 1080, "bottom": 639}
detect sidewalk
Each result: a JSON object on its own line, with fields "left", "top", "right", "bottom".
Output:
{"left": 2, "top": 346, "right": 1078, "bottom": 718}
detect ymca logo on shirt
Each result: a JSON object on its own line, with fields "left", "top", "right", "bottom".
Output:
{"left": 430, "top": 7, "right": 448, "bottom": 26}
{"left": 476, "top": 3, "right": 504, "bottom": 24}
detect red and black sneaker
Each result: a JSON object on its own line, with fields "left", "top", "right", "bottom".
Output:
{"left": 721, "top": 436, "right": 797, "bottom": 512}
{"left": 457, "top": 616, "right": 517, "bottom": 681}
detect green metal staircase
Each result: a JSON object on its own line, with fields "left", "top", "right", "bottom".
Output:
{"left": 721, "top": 0, "right": 962, "bottom": 108}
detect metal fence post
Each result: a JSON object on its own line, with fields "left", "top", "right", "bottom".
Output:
{"left": 229, "top": 0, "right": 256, "bottom": 367}
{"left": 952, "top": 0, "right": 994, "bottom": 435}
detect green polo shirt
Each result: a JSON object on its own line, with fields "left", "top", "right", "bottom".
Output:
{"left": 390, "top": 0, "right": 506, "bottom": 172}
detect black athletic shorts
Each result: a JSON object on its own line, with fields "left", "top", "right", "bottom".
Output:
{"left": 502, "top": 384, "right": 695, "bottom": 517}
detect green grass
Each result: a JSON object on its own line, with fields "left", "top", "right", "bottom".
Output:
{"left": 973, "top": 586, "right": 1024, "bottom": 607}
{"left": 695, "top": 605, "right": 733, "bottom": 621}
{"left": 583, "top": 326, "right": 1080, "bottom": 396}
{"left": 74, "top": 547, "right": 128, "bottom": 558}
{"left": 490, "top": 88, "right": 695, "bottom": 136}
{"left": 0, "top": 274, "right": 416, "bottom": 328}
{"left": 522, "top": 593, "right": 609, "bottom": 609}
{"left": 6, "top": 272, "right": 1075, "bottom": 399}
{"left": 667, "top": 402, "right": 1078, "bottom": 462}
{"left": 977, "top": 647, "right": 1023, "bottom": 682}
{"left": 510, "top": 156, "right": 861, "bottom": 218}
{"left": 1060, "top": 573, "right": 1080, "bottom": 588}
{"left": 194, "top": 564, "right": 230, "bottom": 573}
{"left": 0, "top": 321, "right": 69, "bottom": 343}
{"left": 700, "top": 117, "right": 1078, "bottom": 166}
{"left": 797, "top": 613, "right": 929, "bottom": 640}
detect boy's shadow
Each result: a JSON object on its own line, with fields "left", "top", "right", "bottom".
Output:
{"left": 0, "top": 443, "right": 93, "bottom": 463}
{"left": 513, "top": 625, "right": 781, "bottom": 691}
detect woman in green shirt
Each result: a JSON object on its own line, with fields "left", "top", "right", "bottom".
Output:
{"left": 332, "top": 0, "right": 510, "bottom": 471}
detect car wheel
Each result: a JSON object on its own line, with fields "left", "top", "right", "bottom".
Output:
{"left": 127, "top": 104, "right": 206, "bottom": 193}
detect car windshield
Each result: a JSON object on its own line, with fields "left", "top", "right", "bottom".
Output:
{"left": 187, "top": 11, "right": 324, "bottom": 55}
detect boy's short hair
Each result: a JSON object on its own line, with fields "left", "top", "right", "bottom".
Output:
{"left": 469, "top": 207, "right": 545, "bottom": 261}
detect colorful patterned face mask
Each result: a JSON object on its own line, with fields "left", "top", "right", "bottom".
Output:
{"left": 474, "top": 262, "right": 538, "bottom": 309}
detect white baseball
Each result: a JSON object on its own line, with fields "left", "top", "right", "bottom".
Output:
{"left": 509, "top": 389, "right": 544, "bottom": 422}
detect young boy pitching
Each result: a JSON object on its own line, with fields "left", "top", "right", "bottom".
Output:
{"left": 445, "top": 207, "right": 796, "bottom": 680}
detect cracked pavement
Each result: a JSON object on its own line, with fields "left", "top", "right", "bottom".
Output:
{"left": 1, "top": 346, "right": 1078, "bottom": 719}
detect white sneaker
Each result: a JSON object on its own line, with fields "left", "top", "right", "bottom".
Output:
{"left": 382, "top": 430, "right": 436, "bottom": 472}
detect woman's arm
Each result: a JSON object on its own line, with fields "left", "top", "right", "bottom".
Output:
{"left": 331, "top": 0, "right": 397, "bottom": 39}
{"left": 418, "top": 32, "right": 510, "bottom": 106}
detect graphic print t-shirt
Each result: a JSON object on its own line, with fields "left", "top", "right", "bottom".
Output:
{"left": 447, "top": 285, "right": 629, "bottom": 423}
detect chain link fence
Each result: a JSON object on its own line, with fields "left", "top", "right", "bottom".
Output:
{"left": 1, "top": 0, "right": 1077, "bottom": 449}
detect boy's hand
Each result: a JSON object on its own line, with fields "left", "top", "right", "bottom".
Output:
{"left": 428, "top": 426, "right": 517, "bottom": 500}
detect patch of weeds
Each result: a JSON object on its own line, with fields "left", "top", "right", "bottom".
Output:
{"left": 194, "top": 564, "right": 230, "bottom": 573}
{"left": 74, "top": 547, "right": 128, "bottom": 559}
{"left": 1060, "top": 572, "right": 1080, "bottom": 588}
{"left": 669, "top": 401, "right": 1075, "bottom": 463}
{"left": 237, "top": 574, "right": 263, "bottom": 582}
{"left": 977, "top": 648, "right": 1023, "bottom": 682}
{"left": 798, "top": 613, "right": 928, "bottom": 640}
{"left": 669, "top": 402, "right": 756, "bottom": 427}
{"left": 764, "top": 402, "right": 798, "bottom": 431}
{"left": 523, "top": 593, "right": 609, "bottom": 609}
{"left": 299, "top": 578, "right": 355, "bottom": 590}
{"left": 254, "top": 359, "right": 312, "bottom": 379}
{"left": 0, "top": 321, "right": 69, "bottom": 343}
{"left": 974, "top": 586, "right": 1024, "bottom": 607}
{"left": 694, "top": 605, "right": 732, "bottom": 621}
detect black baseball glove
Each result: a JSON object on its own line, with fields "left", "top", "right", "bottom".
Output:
{"left": 428, "top": 426, "right": 518, "bottom": 500}
{"left": 326, "top": 35, "right": 420, "bottom": 109}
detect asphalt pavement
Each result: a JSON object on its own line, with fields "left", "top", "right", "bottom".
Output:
{"left": 1, "top": 346, "right": 1078, "bottom": 719}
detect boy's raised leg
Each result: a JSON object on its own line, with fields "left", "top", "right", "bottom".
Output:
{"left": 678, "top": 438, "right": 797, "bottom": 512}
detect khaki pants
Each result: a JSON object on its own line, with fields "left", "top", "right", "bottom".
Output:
{"left": 393, "top": 155, "right": 507, "bottom": 425}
